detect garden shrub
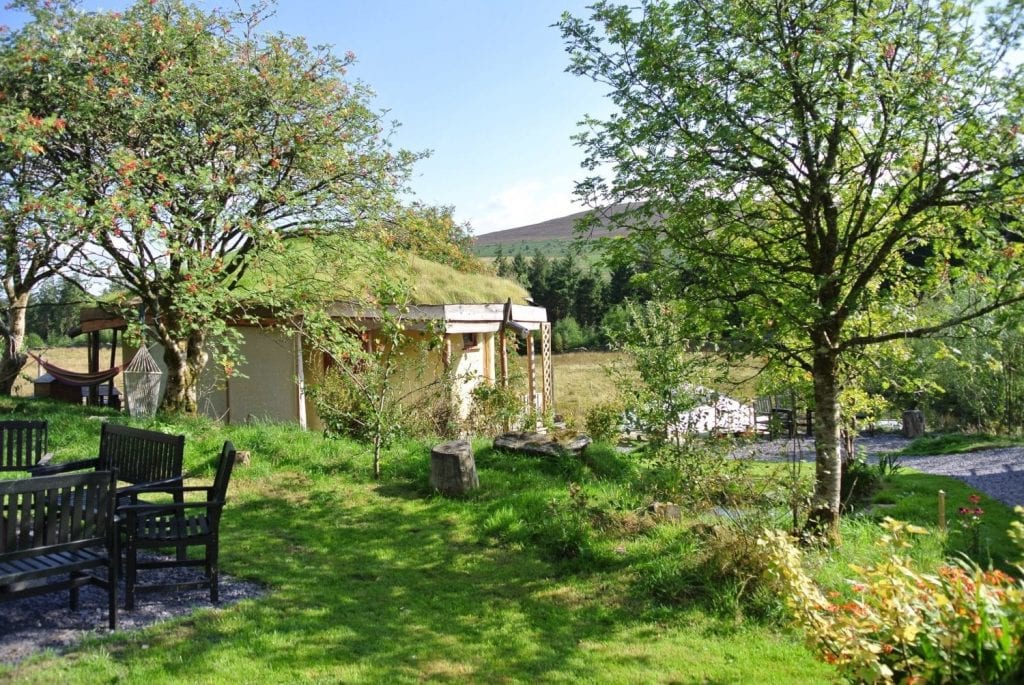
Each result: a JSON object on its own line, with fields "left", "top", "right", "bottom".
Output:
{"left": 840, "top": 451, "right": 880, "bottom": 510}
{"left": 635, "top": 440, "right": 759, "bottom": 509}
{"left": 761, "top": 512, "right": 1024, "bottom": 684}
{"left": 464, "top": 372, "right": 527, "bottom": 436}
{"left": 530, "top": 483, "right": 595, "bottom": 561}
{"left": 585, "top": 401, "right": 622, "bottom": 443}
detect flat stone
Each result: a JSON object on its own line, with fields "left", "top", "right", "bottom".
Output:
{"left": 493, "top": 431, "right": 591, "bottom": 457}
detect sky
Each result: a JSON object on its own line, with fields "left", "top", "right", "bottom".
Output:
{"left": 1, "top": 1, "right": 615, "bottom": 235}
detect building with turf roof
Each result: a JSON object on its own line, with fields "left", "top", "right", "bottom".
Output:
{"left": 76, "top": 253, "right": 553, "bottom": 430}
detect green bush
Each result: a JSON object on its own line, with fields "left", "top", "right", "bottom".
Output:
{"left": 552, "top": 316, "right": 586, "bottom": 353}
{"left": 23, "top": 332, "right": 45, "bottom": 351}
{"left": 465, "top": 376, "right": 527, "bottom": 436}
{"left": 584, "top": 401, "right": 622, "bottom": 443}
{"left": 840, "top": 452, "right": 880, "bottom": 510}
{"left": 635, "top": 440, "right": 759, "bottom": 509}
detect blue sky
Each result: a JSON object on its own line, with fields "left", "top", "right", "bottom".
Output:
{"left": 1, "top": 1, "right": 613, "bottom": 235}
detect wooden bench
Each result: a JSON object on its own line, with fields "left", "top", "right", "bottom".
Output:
{"left": 0, "top": 419, "right": 52, "bottom": 473}
{"left": 33, "top": 423, "right": 185, "bottom": 501}
{"left": 0, "top": 470, "right": 119, "bottom": 629}
{"left": 32, "top": 423, "right": 187, "bottom": 561}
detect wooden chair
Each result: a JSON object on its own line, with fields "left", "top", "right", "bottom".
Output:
{"left": 754, "top": 396, "right": 795, "bottom": 438}
{"left": 0, "top": 419, "right": 52, "bottom": 473}
{"left": 120, "top": 441, "right": 236, "bottom": 610}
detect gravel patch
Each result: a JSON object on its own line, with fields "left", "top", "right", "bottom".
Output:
{"left": 0, "top": 553, "right": 264, "bottom": 666}
{"left": 737, "top": 434, "right": 1024, "bottom": 507}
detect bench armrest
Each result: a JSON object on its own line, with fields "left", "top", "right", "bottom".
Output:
{"left": 28, "top": 457, "right": 99, "bottom": 477}
{"left": 118, "top": 476, "right": 185, "bottom": 495}
{"left": 120, "top": 499, "right": 226, "bottom": 516}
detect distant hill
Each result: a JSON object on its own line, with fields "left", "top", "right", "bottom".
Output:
{"left": 472, "top": 205, "right": 635, "bottom": 258}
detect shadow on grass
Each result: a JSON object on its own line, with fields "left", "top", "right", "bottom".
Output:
{"left": 102, "top": 480, "right": 643, "bottom": 682}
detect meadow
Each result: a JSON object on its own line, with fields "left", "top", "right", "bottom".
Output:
{"left": 2, "top": 393, "right": 1019, "bottom": 683}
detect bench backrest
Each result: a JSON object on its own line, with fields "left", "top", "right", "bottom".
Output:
{"left": 98, "top": 423, "right": 185, "bottom": 486}
{"left": 0, "top": 470, "right": 116, "bottom": 561}
{"left": 0, "top": 420, "right": 48, "bottom": 473}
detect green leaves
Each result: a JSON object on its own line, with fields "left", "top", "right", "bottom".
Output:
{"left": 3, "top": 0, "right": 419, "bottom": 410}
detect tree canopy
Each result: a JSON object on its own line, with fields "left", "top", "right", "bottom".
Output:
{"left": 561, "top": 0, "right": 1024, "bottom": 537}
{"left": 5, "top": 0, "right": 417, "bottom": 412}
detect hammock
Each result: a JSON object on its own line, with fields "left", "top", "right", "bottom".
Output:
{"left": 123, "top": 345, "right": 162, "bottom": 418}
{"left": 28, "top": 352, "right": 121, "bottom": 388}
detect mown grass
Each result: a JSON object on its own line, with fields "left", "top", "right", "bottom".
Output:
{"left": 2, "top": 399, "right": 1020, "bottom": 683}
{"left": 898, "top": 432, "right": 1024, "bottom": 456}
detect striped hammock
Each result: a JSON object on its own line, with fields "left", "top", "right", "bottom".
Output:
{"left": 28, "top": 352, "right": 121, "bottom": 387}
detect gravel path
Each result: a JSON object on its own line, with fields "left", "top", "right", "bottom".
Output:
{"left": 0, "top": 555, "right": 263, "bottom": 666}
{"left": 741, "top": 434, "right": 1024, "bottom": 507}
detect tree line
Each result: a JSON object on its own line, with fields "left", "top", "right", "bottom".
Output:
{"left": 491, "top": 247, "right": 653, "bottom": 352}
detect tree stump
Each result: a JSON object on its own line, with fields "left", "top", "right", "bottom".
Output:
{"left": 430, "top": 440, "right": 479, "bottom": 495}
{"left": 902, "top": 410, "right": 925, "bottom": 438}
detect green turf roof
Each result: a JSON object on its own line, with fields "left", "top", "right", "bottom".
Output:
{"left": 239, "top": 238, "right": 529, "bottom": 306}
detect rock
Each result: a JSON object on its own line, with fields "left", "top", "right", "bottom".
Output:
{"left": 646, "top": 501, "right": 682, "bottom": 523}
{"left": 430, "top": 440, "right": 479, "bottom": 495}
{"left": 492, "top": 431, "right": 591, "bottom": 457}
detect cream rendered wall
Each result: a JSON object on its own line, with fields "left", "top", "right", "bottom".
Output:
{"left": 453, "top": 333, "right": 489, "bottom": 420}
{"left": 199, "top": 327, "right": 299, "bottom": 424}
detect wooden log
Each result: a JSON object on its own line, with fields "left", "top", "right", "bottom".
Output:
{"left": 902, "top": 409, "right": 925, "bottom": 438}
{"left": 430, "top": 440, "right": 479, "bottom": 495}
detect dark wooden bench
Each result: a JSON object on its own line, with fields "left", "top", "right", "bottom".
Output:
{"left": 0, "top": 470, "right": 119, "bottom": 629}
{"left": 33, "top": 423, "right": 185, "bottom": 501}
{"left": 32, "top": 423, "right": 187, "bottom": 561}
{"left": 0, "top": 419, "right": 52, "bottom": 473}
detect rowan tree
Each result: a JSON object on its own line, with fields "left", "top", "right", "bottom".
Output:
{"left": 0, "top": 2, "right": 90, "bottom": 393}
{"left": 561, "top": 0, "right": 1024, "bottom": 537}
{"left": 9, "top": 0, "right": 416, "bottom": 413}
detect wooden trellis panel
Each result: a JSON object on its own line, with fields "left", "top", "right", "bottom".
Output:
{"left": 541, "top": 322, "right": 554, "bottom": 414}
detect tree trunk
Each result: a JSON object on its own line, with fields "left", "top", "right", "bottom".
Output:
{"left": 159, "top": 329, "right": 208, "bottom": 414}
{"left": 808, "top": 348, "right": 843, "bottom": 542}
{"left": 0, "top": 292, "right": 30, "bottom": 395}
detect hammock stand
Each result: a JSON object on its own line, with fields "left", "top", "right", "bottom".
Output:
{"left": 123, "top": 345, "right": 163, "bottom": 417}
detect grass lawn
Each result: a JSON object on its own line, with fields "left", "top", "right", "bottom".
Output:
{"left": 898, "top": 432, "right": 1024, "bottom": 456}
{"left": 2, "top": 399, "right": 1020, "bottom": 683}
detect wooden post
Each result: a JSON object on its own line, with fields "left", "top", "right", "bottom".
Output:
{"left": 500, "top": 298, "right": 511, "bottom": 389}
{"left": 295, "top": 331, "right": 307, "bottom": 430}
{"left": 498, "top": 329, "right": 508, "bottom": 389}
{"left": 107, "top": 328, "right": 118, "bottom": 407}
{"left": 938, "top": 490, "right": 946, "bottom": 533}
{"left": 902, "top": 410, "right": 925, "bottom": 438}
{"left": 442, "top": 336, "right": 452, "bottom": 371}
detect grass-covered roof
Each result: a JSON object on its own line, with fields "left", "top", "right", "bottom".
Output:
{"left": 240, "top": 238, "right": 530, "bottom": 306}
